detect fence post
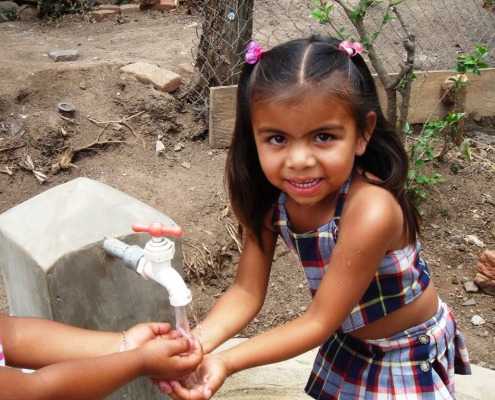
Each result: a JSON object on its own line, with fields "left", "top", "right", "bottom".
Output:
{"left": 189, "top": 0, "right": 254, "bottom": 114}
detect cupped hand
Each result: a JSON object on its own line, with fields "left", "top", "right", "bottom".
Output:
{"left": 140, "top": 335, "right": 204, "bottom": 381}
{"left": 125, "top": 322, "right": 181, "bottom": 350}
{"left": 165, "top": 354, "right": 228, "bottom": 400}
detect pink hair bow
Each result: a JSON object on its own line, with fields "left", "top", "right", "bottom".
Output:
{"left": 339, "top": 40, "right": 364, "bottom": 57}
{"left": 245, "top": 41, "right": 264, "bottom": 64}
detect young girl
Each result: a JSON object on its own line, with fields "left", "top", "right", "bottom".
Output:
{"left": 168, "top": 35, "right": 471, "bottom": 400}
{"left": 0, "top": 313, "right": 202, "bottom": 399}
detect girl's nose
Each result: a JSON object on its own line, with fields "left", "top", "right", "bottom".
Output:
{"left": 286, "top": 145, "right": 316, "bottom": 170}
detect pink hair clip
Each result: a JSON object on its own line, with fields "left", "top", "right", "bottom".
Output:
{"left": 245, "top": 41, "right": 264, "bottom": 64}
{"left": 339, "top": 40, "right": 364, "bottom": 57}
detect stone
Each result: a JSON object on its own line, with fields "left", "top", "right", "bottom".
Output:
{"left": 48, "top": 49, "right": 79, "bottom": 62}
{"left": 471, "top": 314, "right": 486, "bottom": 326}
{"left": 477, "top": 249, "right": 495, "bottom": 279}
{"left": 474, "top": 272, "right": 495, "bottom": 296}
{"left": 120, "top": 62, "right": 182, "bottom": 92}
{"left": 150, "top": 0, "right": 176, "bottom": 12}
{"left": 120, "top": 4, "right": 140, "bottom": 13}
{"left": 0, "top": 1, "right": 19, "bottom": 14}
{"left": 462, "top": 298, "right": 477, "bottom": 306}
{"left": 90, "top": 9, "right": 117, "bottom": 22}
{"left": 463, "top": 280, "right": 479, "bottom": 293}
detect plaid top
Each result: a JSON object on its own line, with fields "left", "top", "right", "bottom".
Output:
{"left": 273, "top": 177, "right": 431, "bottom": 333}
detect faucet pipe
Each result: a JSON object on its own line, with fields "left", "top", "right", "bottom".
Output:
{"left": 102, "top": 238, "right": 144, "bottom": 272}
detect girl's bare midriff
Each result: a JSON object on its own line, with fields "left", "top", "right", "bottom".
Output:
{"left": 350, "top": 283, "right": 439, "bottom": 340}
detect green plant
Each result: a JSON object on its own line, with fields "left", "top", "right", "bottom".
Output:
{"left": 404, "top": 119, "right": 445, "bottom": 202}
{"left": 309, "top": 0, "right": 414, "bottom": 133}
{"left": 3, "top": 9, "right": 18, "bottom": 20}
{"left": 454, "top": 44, "right": 489, "bottom": 77}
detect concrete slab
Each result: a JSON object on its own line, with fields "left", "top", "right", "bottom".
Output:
{"left": 214, "top": 339, "right": 495, "bottom": 399}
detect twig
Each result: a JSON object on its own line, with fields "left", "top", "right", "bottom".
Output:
{"left": 0, "top": 143, "right": 26, "bottom": 152}
{"left": 87, "top": 111, "right": 146, "bottom": 149}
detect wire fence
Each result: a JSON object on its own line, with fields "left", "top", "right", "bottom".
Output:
{"left": 186, "top": 0, "right": 495, "bottom": 117}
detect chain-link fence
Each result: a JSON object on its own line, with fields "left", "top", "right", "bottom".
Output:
{"left": 186, "top": 0, "right": 494, "bottom": 117}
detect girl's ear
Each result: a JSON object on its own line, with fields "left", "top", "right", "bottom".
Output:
{"left": 355, "top": 111, "right": 377, "bottom": 156}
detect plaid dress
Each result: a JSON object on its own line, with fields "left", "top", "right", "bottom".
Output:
{"left": 273, "top": 178, "right": 471, "bottom": 399}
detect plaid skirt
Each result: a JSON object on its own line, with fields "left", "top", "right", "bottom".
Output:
{"left": 305, "top": 300, "right": 471, "bottom": 399}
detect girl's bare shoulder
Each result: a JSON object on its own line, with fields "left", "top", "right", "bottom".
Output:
{"left": 343, "top": 175, "right": 405, "bottom": 248}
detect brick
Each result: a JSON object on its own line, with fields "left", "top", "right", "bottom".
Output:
{"left": 120, "top": 4, "right": 140, "bottom": 13}
{"left": 150, "top": 0, "right": 176, "bottom": 12}
{"left": 120, "top": 62, "right": 182, "bottom": 92}
{"left": 91, "top": 10, "right": 118, "bottom": 22}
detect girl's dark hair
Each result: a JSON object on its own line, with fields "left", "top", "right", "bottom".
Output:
{"left": 226, "top": 35, "right": 420, "bottom": 248}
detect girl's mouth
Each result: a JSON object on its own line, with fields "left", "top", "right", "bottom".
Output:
{"left": 288, "top": 178, "right": 321, "bottom": 189}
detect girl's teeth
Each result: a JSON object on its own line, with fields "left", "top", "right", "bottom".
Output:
{"left": 291, "top": 179, "right": 318, "bottom": 188}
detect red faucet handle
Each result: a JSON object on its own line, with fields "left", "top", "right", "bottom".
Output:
{"left": 132, "top": 222, "right": 183, "bottom": 237}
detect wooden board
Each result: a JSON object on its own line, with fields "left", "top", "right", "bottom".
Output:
{"left": 209, "top": 68, "right": 495, "bottom": 148}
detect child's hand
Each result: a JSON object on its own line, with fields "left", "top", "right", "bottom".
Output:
{"left": 137, "top": 335, "right": 204, "bottom": 381}
{"left": 123, "top": 322, "right": 182, "bottom": 351}
{"left": 166, "top": 354, "right": 228, "bottom": 400}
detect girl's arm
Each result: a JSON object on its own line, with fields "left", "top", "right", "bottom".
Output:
{"left": 1, "top": 314, "right": 170, "bottom": 369}
{"left": 194, "top": 223, "right": 278, "bottom": 354}
{"left": 0, "top": 314, "right": 203, "bottom": 400}
{"left": 0, "top": 335, "right": 202, "bottom": 400}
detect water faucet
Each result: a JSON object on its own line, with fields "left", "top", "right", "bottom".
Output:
{"left": 103, "top": 221, "right": 192, "bottom": 307}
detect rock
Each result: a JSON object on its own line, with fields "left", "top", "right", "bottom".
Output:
{"left": 473, "top": 250, "right": 495, "bottom": 296}
{"left": 120, "top": 62, "right": 181, "bottom": 92}
{"left": 474, "top": 272, "right": 495, "bottom": 296}
{"left": 463, "top": 280, "right": 479, "bottom": 293}
{"left": 147, "top": 0, "right": 176, "bottom": 11}
{"left": 0, "top": 1, "right": 19, "bottom": 14}
{"left": 18, "top": 5, "right": 37, "bottom": 21}
{"left": 477, "top": 250, "right": 495, "bottom": 279}
{"left": 464, "top": 235, "right": 485, "bottom": 248}
{"left": 90, "top": 10, "right": 118, "bottom": 22}
{"left": 48, "top": 50, "right": 79, "bottom": 62}
{"left": 471, "top": 314, "right": 486, "bottom": 326}
{"left": 462, "top": 298, "right": 476, "bottom": 306}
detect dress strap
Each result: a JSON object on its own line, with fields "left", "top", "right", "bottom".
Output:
{"left": 332, "top": 175, "right": 352, "bottom": 231}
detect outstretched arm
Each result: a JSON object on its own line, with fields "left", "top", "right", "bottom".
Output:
{"left": 194, "top": 226, "right": 278, "bottom": 354}
{"left": 0, "top": 315, "right": 203, "bottom": 400}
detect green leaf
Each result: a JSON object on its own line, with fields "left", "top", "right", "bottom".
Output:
{"left": 460, "top": 139, "right": 472, "bottom": 164}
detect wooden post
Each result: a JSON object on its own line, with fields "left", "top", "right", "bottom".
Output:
{"left": 189, "top": 0, "right": 254, "bottom": 113}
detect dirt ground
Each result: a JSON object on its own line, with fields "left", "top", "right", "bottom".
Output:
{"left": 1, "top": 8, "right": 494, "bottom": 376}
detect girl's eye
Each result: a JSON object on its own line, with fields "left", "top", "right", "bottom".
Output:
{"left": 315, "top": 133, "right": 333, "bottom": 143}
{"left": 268, "top": 135, "right": 286, "bottom": 145}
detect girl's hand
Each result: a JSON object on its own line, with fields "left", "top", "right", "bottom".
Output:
{"left": 137, "top": 335, "right": 204, "bottom": 381}
{"left": 125, "top": 322, "right": 181, "bottom": 350}
{"left": 166, "top": 354, "right": 228, "bottom": 400}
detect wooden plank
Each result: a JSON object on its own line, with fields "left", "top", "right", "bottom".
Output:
{"left": 209, "top": 68, "right": 495, "bottom": 148}
{"left": 209, "top": 85, "right": 238, "bottom": 148}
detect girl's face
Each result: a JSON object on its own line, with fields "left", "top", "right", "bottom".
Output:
{"left": 252, "top": 93, "right": 375, "bottom": 208}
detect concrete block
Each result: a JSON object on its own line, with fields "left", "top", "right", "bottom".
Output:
{"left": 0, "top": 177, "right": 184, "bottom": 399}
{"left": 120, "top": 62, "right": 182, "bottom": 92}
